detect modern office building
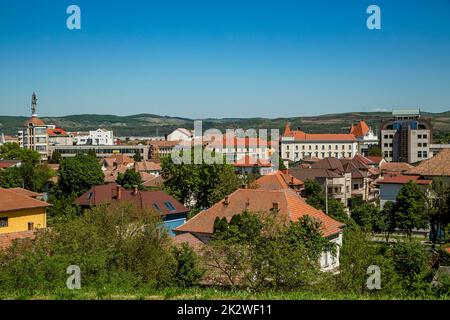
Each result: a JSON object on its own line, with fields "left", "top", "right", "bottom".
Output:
{"left": 380, "top": 109, "right": 432, "bottom": 163}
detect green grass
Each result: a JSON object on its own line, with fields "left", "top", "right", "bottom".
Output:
{"left": 1, "top": 287, "right": 448, "bottom": 300}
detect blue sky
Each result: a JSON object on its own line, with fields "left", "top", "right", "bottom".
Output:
{"left": 0, "top": 0, "right": 449, "bottom": 118}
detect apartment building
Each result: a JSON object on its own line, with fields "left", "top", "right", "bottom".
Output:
{"left": 281, "top": 123, "right": 358, "bottom": 163}
{"left": 381, "top": 109, "right": 432, "bottom": 163}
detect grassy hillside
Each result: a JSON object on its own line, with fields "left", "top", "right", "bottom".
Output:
{"left": 1, "top": 111, "right": 449, "bottom": 139}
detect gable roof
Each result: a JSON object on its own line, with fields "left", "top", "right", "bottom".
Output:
{"left": 254, "top": 170, "right": 303, "bottom": 190}
{"left": 311, "top": 157, "right": 345, "bottom": 172}
{"left": 380, "top": 162, "right": 414, "bottom": 173}
{"left": 0, "top": 188, "right": 50, "bottom": 213}
{"left": 405, "top": 149, "right": 450, "bottom": 177}
{"left": 350, "top": 121, "right": 370, "bottom": 137}
{"left": 175, "top": 188, "right": 343, "bottom": 237}
{"left": 7, "top": 188, "right": 42, "bottom": 199}
{"left": 74, "top": 184, "right": 188, "bottom": 216}
{"left": 24, "top": 116, "right": 45, "bottom": 127}
{"left": 134, "top": 161, "right": 162, "bottom": 172}
{"left": 283, "top": 123, "right": 356, "bottom": 142}
{"left": 366, "top": 156, "right": 384, "bottom": 165}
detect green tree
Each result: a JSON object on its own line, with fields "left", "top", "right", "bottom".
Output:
{"left": 161, "top": 151, "right": 239, "bottom": 210}
{"left": 133, "top": 150, "right": 142, "bottom": 162}
{"left": 116, "top": 168, "right": 142, "bottom": 190}
{"left": 368, "top": 146, "right": 381, "bottom": 157}
{"left": 351, "top": 202, "right": 380, "bottom": 231}
{"left": 393, "top": 181, "right": 428, "bottom": 240}
{"left": 0, "top": 142, "right": 40, "bottom": 165}
{"left": 87, "top": 149, "right": 97, "bottom": 158}
{"left": 427, "top": 179, "right": 450, "bottom": 246}
{"left": 0, "top": 167, "right": 22, "bottom": 188}
{"left": 59, "top": 154, "right": 104, "bottom": 196}
{"left": 172, "top": 243, "right": 204, "bottom": 287}
{"left": 49, "top": 150, "right": 62, "bottom": 164}
{"left": 378, "top": 201, "right": 396, "bottom": 241}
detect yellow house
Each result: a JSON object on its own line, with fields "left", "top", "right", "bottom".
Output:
{"left": 0, "top": 188, "right": 49, "bottom": 234}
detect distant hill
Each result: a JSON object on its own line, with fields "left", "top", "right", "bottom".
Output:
{"left": 1, "top": 111, "right": 450, "bottom": 139}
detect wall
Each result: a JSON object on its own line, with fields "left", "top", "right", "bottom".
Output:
{"left": 0, "top": 207, "right": 47, "bottom": 234}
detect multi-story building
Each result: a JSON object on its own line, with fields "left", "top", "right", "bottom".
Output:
{"left": 381, "top": 109, "right": 432, "bottom": 163}
{"left": 281, "top": 123, "right": 358, "bottom": 163}
{"left": 73, "top": 129, "right": 114, "bottom": 146}
{"left": 350, "top": 120, "right": 379, "bottom": 156}
{"left": 21, "top": 93, "right": 49, "bottom": 160}
{"left": 47, "top": 127, "right": 74, "bottom": 146}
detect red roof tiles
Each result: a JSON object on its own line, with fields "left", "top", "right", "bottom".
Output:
{"left": 350, "top": 121, "right": 370, "bottom": 138}
{"left": 0, "top": 188, "right": 50, "bottom": 213}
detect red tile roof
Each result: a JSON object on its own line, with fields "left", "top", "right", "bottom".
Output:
{"left": 47, "top": 127, "right": 68, "bottom": 136}
{"left": 134, "top": 161, "right": 162, "bottom": 172}
{"left": 283, "top": 123, "right": 356, "bottom": 141}
{"left": 175, "top": 189, "right": 344, "bottom": 237}
{"left": 406, "top": 149, "right": 450, "bottom": 177}
{"left": 366, "top": 156, "right": 384, "bottom": 165}
{"left": 74, "top": 184, "right": 189, "bottom": 216}
{"left": 8, "top": 188, "right": 42, "bottom": 199}
{"left": 0, "top": 188, "right": 50, "bottom": 213}
{"left": 377, "top": 175, "right": 432, "bottom": 185}
{"left": 24, "top": 116, "right": 45, "bottom": 126}
{"left": 350, "top": 121, "right": 370, "bottom": 137}
{"left": 254, "top": 170, "right": 303, "bottom": 190}
{"left": 381, "top": 162, "right": 414, "bottom": 173}
{"left": 0, "top": 160, "right": 21, "bottom": 169}
{"left": 172, "top": 233, "right": 204, "bottom": 251}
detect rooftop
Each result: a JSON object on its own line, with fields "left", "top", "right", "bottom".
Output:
{"left": 406, "top": 149, "right": 450, "bottom": 177}
{"left": 0, "top": 188, "right": 50, "bottom": 213}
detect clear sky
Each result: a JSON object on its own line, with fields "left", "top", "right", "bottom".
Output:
{"left": 0, "top": 0, "right": 449, "bottom": 118}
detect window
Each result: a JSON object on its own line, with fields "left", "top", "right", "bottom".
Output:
{"left": 28, "top": 222, "right": 34, "bottom": 231}
{"left": 423, "top": 143, "right": 427, "bottom": 147}
{"left": 389, "top": 134, "right": 393, "bottom": 139}
{"left": 384, "top": 151, "right": 389, "bottom": 157}
{"left": 87, "top": 192, "right": 94, "bottom": 200}
{"left": 295, "top": 152, "right": 299, "bottom": 158}
{"left": 315, "top": 145, "right": 318, "bottom": 150}
{"left": 334, "top": 153, "right": 338, "bottom": 157}
{"left": 309, "top": 145, "right": 312, "bottom": 150}
{"left": 417, "top": 143, "right": 422, "bottom": 147}
{"left": 322, "top": 145, "right": 325, "bottom": 150}
{"left": 384, "top": 143, "right": 388, "bottom": 147}
{"left": 295, "top": 145, "right": 298, "bottom": 150}
{"left": 423, "top": 134, "right": 428, "bottom": 139}
{"left": 348, "top": 152, "right": 352, "bottom": 157}
{"left": 164, "top": 201, "right": 176, "bottom": 211}
{"left": 354, "top": 184, "right": 359, "bottom": 190}
{"left": 286, "top": 152, "right": 290, "bottom": 158}
{"left": 384, "top": 135, "right": 388, "bottom": 139}
{"left": 286, "top": 145, "right": 289, "bottom": 150}
{"left": 418, "top": 134, "right": 422, "bottom": 139}
{"left": 418, "top": 151, "right": 422, "bottom": 158}
{"left": 302, "top": 145, "right": 305, "bottom": 150}
{"left": 328, "top": 145, "right": 331, "bottom": 150}
{"left": 0, "top": 217, "right": 8, "bottom": 228}
{"left": 152, "top": 204, "right": 161, "bottom": 212}
{"left": 321, "top": 152, "right": 325, "bottom": 158}
{"left": 335, "top": 145, "right": 338, "bottom": 150}
{"left": 423, "top": 151, "right": 428, "bottom": 158}
{"left": 342, "top": 145, "right": 345, "bottom": 150}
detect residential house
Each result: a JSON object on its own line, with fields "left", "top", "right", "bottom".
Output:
{"left": 378, "top": 175, "right": 432, "bottom": 209}
{"left": 0, "top": 160, "right": 22, "bottom": 169}
{"left": 0, "top": 188, "right": 49, "bottom": 235}
{"left": 281, "top": 123, "right": 358, "bottom": 163}
{"left": 134, "top": 160, "right": 162, "bottom": 176}
{"left": 174, "top": 188, "right": 344, "bottom": 271}
{"left": 253, "top": 170, "right": 304, "bottom": 194}
{"left": 74, "top": 184, "right": 189, "bottom": 236}
{"left": 148, "top": 140, "right": 181, "bottom": 159}
{"left": 233, "top": 155, "right": 274, "bottom": 176}
{"left": 350, "top": 120, "right": 379, "bottom": 156}
{"left": 167, "top": 128, "right": 193, "bottom": 141}
{"left": 380, "top": 162, "right": 414, "bottom": 177}
{"left": 140, "top": 172, "right": 164, "bottom": 188}
{"left": 405, "top": 149, "right": 450, "bottom": 182}
{"left": 47, "top": 127, "right": 73, "bottom": 146}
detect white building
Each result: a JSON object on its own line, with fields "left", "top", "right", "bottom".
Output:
{"left": 73, "top": 129, "right": 114, "bottom": 146}
{"left": 350, "top": 120, "right": 379, "bottom": 156}
{"left": 167, "top": 128, "right": 193, "bottom": 141}
{"left": 281, "top": 123, "right": 358, "bottom": 163}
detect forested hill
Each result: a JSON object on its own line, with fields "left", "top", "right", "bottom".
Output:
{"left": 1, "top": 111, "right": 450, "bottom": 140}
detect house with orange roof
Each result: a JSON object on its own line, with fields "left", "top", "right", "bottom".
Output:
{"left": 0, "top": 188, "right": 49, "bottom": 236}
{"left": 253, "top": 170, "right": 304, "bottom": 193}
{"left": 174, "top": 188, "right": 344, "bottom": 271}
{"left": 281, "top": 122, "right": 358, "bottom": 163}
{"left": 349, "top": 120, "right": 379, "bottom": 156}
{"left": 233, "top": 155, "right": 274, "bottom": 176}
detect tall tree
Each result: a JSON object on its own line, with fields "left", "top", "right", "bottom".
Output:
{"left": 427, "top": 179, "right": 450, "bottom": 246}
{"left": 59, "top": 154, "right": 104, "bottom": 196}
{"left": 116, "top": 168, "right": 142, "bottom": 189}
{"left": 393, "top": 181, "right": 428, "bottom": 240}
{"left": 133, "top": 149, "right": 142, "bottom": 162}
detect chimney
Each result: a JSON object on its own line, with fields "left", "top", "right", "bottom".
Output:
{"left": 133, "top": 185, "right": 139, "bottom": 195}
{"left": 116, "top": 185, "right": 122, "bottom": 200}
{"left": 290, "top": 176, "right": 294, "bottom": 184}
{"left": 224, "top": 196, "right": 230, "bottom": 205}
{"left": 272, "top": 202, "right": 279, "bottom": 211}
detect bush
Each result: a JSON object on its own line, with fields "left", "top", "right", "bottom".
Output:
{"left": 172, "top": 243, "right": 204, "bottom": 287}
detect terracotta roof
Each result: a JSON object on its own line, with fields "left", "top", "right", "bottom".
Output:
{"left": 233, "top": 155, "right": 272, "bottom": 167}
{"left": 175, "top": 189, "right": 344, "bottom": 237}
{"left": 24, "top": 116, "right": 45, "bottom": 126}
{"left": 366, "top": 156, "right": 384, "bottom": 164}
{"left": 0, "top": 230, "right": 36, "bottom": 250}
{"left": 47, "top": 127, "right": 68, "bottom": 136}
{"left": 103, "top": 154, "right": 134, "bottom": 165}
{"left": 8, "top": 188, "right": 42, "bottom": 199}
{"left": 289, "top": 167, "right": 341, "bottom": 181}
{"left": 74, "top": 184, "right": 189, "bottom": 216}
{"left": 140, "top": 173, "right": 164, "bottom": 188}
{"left": 134, "top": 161, "right": 161, "bottom": 172}
{"left": 380, "top": 162, "right": 414, "bottom": 173}
{"left": 377, "top": 175, "right": 432, "bottom": 185}
{"left": 0, "top": 160, "right": 21, "bottom": 169}
{"left": 0, "top": 188, "right": 50, "bottom": 213}
{"left": 406, "top": 149, "right": 450, "bottom": 177}
{"left": 103, "top": 164, "right": 129, "bottom": 183}
{"left": 311, "top": 157, "right": 345, "bottom": 172}
{"left": 352, "top": 154, "right": 374, "bottom": 166}
{"left": 350, "top": 121, "right": 370, "bottom": 137}
{"left": 254, "top": 170, "right": 303, "bottom": 190}
{"left": 172, "top": 232, "right": 204, "bottom": 251}
{"left": 283, "top": 123, "right": 356, "bottom": 141}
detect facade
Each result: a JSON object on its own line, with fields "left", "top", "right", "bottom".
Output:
{"left": 378, "top": 175, "right": 432, "bottom": 209}
{"left": 49, "top": 144, "right": 149, "bottom": 160}
{"left": 0, "top": 188, "right": 49, "bottom": 234}
{"left": 74, "top": 184, "right": 189, "bottom": 236}
{"left": 73, "top": 129, "right": 114, "bottom": 146}
{"left": 350, "top": 120, "right": 379, "bottom": 156}
{"left": 47, "top": 127, "right": 74, "bottom": 146}
{"left": 381, "top": 109, "right": 432, "bottom": 163}
{"left": 175, "top": 188, "right": 344, "bottom": 271}
{"left": 233, "top": 155, "right": 274, "bottom": 176}
{"left": 208, "top": 136, "right": 277, "bottom": 163}
{"left": 281, "top": 123, "right": 358, "bottom": 163}
{"left": 21, "top": 93, "right": 49, "bottom": 160}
